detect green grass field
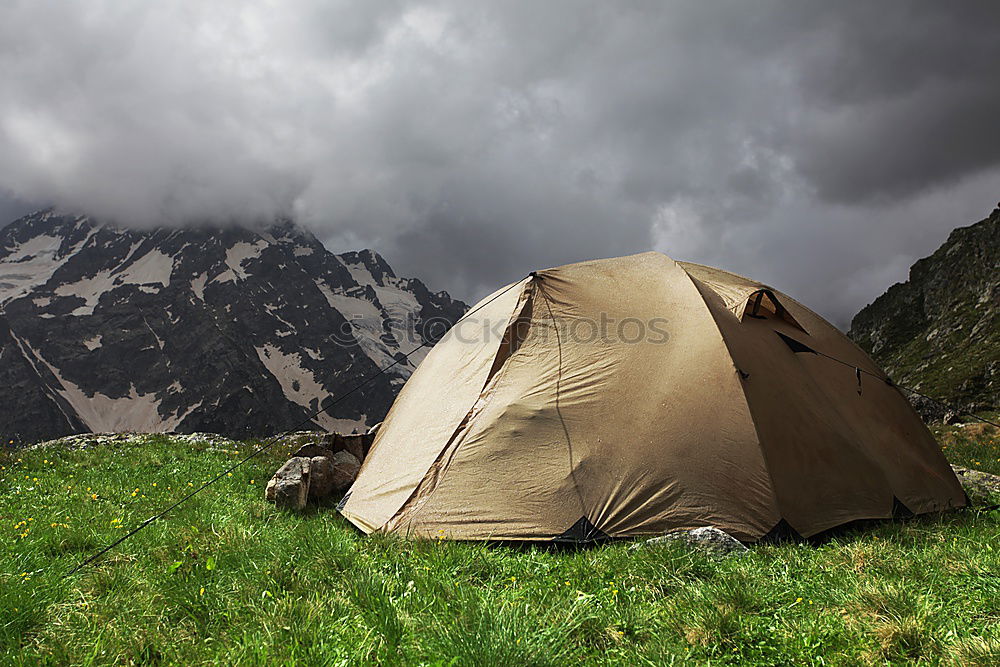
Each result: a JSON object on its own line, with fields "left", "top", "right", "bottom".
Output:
{"left": 3, "top": 421, "right": 1000, "bottom": 665}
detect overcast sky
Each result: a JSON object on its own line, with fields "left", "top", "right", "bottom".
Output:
{"left": 1, "top": 1, "right": 998, "bottom": 327}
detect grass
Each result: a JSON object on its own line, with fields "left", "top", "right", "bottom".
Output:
{"left": 2, "top": 424, "right": 1000, "bottom": 665}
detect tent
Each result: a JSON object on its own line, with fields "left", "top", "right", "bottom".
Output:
{"left": 339, "top": 252, "right": 965, "bottom": 542}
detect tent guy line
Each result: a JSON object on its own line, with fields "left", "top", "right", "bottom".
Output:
{"left": 800, "top": 339, "right": 1000, "bottom": 430}
{"left": 64, "top": 276, "right": 527, "bottom": 577}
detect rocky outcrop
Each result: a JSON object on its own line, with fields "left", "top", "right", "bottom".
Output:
{"left": 849, "top": 204, "right": 1000, "bottom": 415}
{"left": 265, "top": 427, "right": 376, "bottom": 509}
{"left": 0, "top": 210, "right": 466, "bottom": 445}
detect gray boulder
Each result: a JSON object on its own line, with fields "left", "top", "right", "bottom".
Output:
{"left": 265, "top": 457, "right": 311, "bottom": 510}
{"left": 639, "top": 526, "right": 748, "bottom": 556}
{"left": 308, "top": 456, "right": 336, "bottom": 500}
{"left": 330, "top": 450, "right": 361, "bottom": 493}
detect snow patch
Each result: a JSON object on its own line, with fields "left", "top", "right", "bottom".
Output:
{"left": 0, "top": 234, "right": 65, "bottom": 304}
{"left": 55, "top": 249, "right": 174, "bottom": 316}
{"left": 255, "top": 344, "right": 324, "bottom": 403}
{"left": 313, "top": 414, "right": 369, "bottom": 433}
{"left": 256, "top": 344, "right": 358, "bottom": 428}
{"left": 19, "top": 339, "right": 183, "bottom": 432}
{"left": 317, "top": 282, "right": 400, "bottom": 368}
{"left": 225, "top": 240, "right": 268, "bottom": 277}
{"left": 112, "top": 249, "right": 173, "bottom": 287}
{"left": 293, "top": 246, "right": 314, "bottom": 257}
{"left": 336, "top": 256, "right": 375, "bottom": 287}
{"left": 83, "top": 335, "right": 102, "bottom": 351}
{"left": 55, "top": 270, "right": 113, "bottom": 316}
{"left": 190, "top": 272, "right": 207, "bottom": 300}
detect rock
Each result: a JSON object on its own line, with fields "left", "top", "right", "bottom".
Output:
{"left": 338, "top": 434, "right": 368, "bottom": 463}
{"left": 944, "top": 411, "right": 966, "bottom": 425}
{"left": 265, "top": 457, "right": 311, "bottom": 510}
{"left": 289, "top": 431, "right": 374, "bottom": 463}
{"left": 639, "top": 526, "right": 748, "bottom": 556}
{"left": 308, "top": 456, "right": 336, "bottom": 500}
{"left": 907, "top": 394, "right": 949, "bottom": 423}
{"left": 266, "top": 432, "right": 367, "bottom": 509}
{"left": 330, "top": 450, "right": 361, "bottom": 492}
{"left": 951, "top": 464, "right": 1000, "bottom": 504}
{"left": 292, "top": 443, "right": 336, "bottom": 459}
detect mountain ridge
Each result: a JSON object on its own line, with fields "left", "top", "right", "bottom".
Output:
{"left": 849, "top": 204, "right": 1000, "bottom": 415}
{"left": 0, "top": 209, "right": 467, "bottom": 444}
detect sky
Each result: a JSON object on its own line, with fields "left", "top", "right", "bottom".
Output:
{"left": 1, "top": 1, "right": 998, "bottom": 327}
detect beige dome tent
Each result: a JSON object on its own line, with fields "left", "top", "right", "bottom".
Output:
{"left": 339, "top": 252, "right": 965, "bottom": 542}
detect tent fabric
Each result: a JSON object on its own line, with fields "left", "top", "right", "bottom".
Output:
{"left": 339, "top": 252, "right": 965, "bottom": 542}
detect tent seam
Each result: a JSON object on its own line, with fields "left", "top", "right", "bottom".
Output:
{"left": 384, "top": 278, "right": 534, "bottom": 532}
{"left": 677, "top": 265, "right": 785, "bottom": 539}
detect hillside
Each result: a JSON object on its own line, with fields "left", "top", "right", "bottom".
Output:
{"left": 0, "top": 210, "right": 466, "bottom": 444}
{"left": 850, "top": 205, "right": 1000, "bottom": 413}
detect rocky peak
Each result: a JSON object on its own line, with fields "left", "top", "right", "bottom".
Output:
{"left": 849, "top": 203, "right": 1000, "bottom": 413}
{"left": 0, "top": 210, "right": 467, "bottom": 444}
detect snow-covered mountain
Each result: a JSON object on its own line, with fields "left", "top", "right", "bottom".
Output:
{"left": 0, "top": 210, "right": 466, "bottom": 444}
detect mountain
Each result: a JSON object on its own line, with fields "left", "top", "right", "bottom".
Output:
{"left": 0, "top": 210, "right": 466, "bottom": 444}
{"left": 849, "top": 204, "right": 1000, "bottom": 415}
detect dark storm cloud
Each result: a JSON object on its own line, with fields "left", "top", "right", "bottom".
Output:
{"left": 0, "top": 1, "right": 997, "bottom": 325}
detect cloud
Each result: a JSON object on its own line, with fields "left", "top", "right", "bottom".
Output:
{"left": 0, "top": 1, "right": 997, "bottom": 326}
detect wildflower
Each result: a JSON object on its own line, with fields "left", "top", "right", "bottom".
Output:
{"left": 510, "top": 576, "right": 517, "bottom": 583}
{"left": 152, "top": 483, "right": 157, "bottom": 487}
{"left": 796, "top": 597, "right": 803, "bottom": 603}
{"left": 91, "top": 493, "right": 97, "bottom": 501}
{"left": 200, "top": 587, "right": 205, "bottom": 596}
{"left": 227, "top": 473, "right": 232, "bottom": 477}
{"left": 188, "top": 482, "right": 194, "bottom": 487}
